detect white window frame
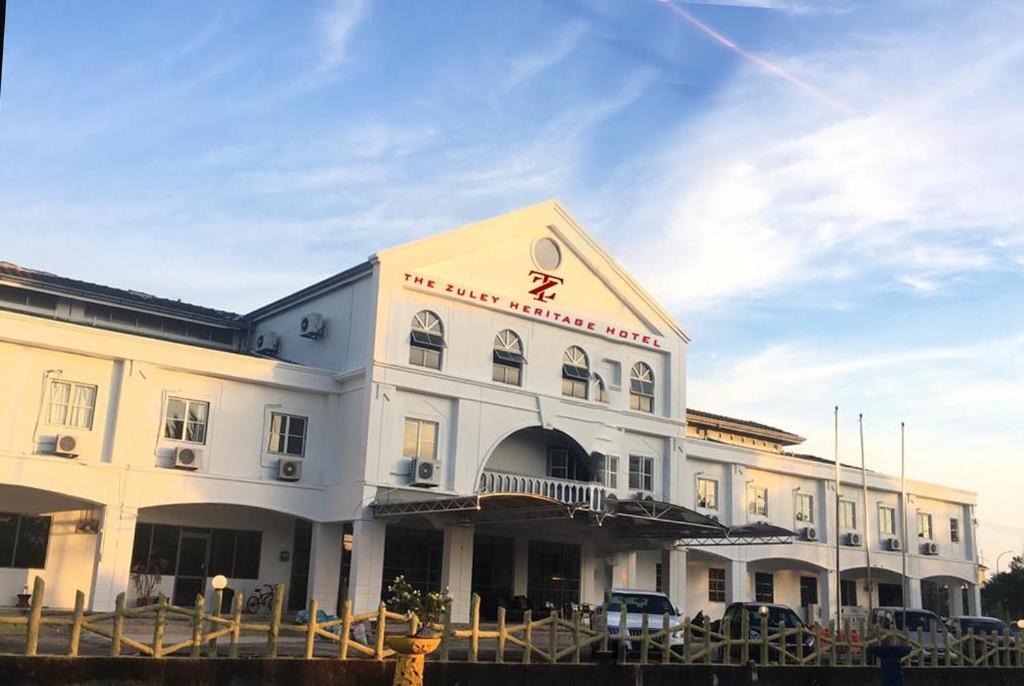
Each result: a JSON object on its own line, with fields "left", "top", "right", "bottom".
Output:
{"left": 839, "top": 499, "right": 857, "bottom": 530}
{"left": 795, "top": 492, "right": 814, "bottom": 523}
{"left": 696, "top": 477, "right": 718, "bottom": 510}
{"left": 492, "top": 329, "right": 525, "bottom": 386}
{"left": 163, "top": 396, "right": 210, "bottom": 445}
{"left": 628, "top": 362, "right": 655, "bottom": 413}
{"left": 267, "top": 412, "right": 308, "bottom": 457}
{"left": 593, "top": 374, "right": 609, "bottom": 403}
{"left": 628, "top": 455, "right": 654, "bottom": 492}
{"left": 561, "top": 346, "right": 589, "bottom": 399}
{"left": 917, "top": 511, "right": 933, "bottom": 540}
{"left": 402, "top": 418, "right": 439, "bottom": 461}
{"left": 878, "top": 505, "right": 897, "bottom": 536}
{"left": 747, "top": 484, "right": 768, "bottom": 518}
{"left": 409, "top": 310, "right": 444, "bottom": 370}
{"left": 46, "top": 379, "right": 97, "bottom": 430}
{"left": 546, "top": 448, "right": 570, "bottom": 479}
{"left": 597, "top": 454, "right": 618, "bottom": 489}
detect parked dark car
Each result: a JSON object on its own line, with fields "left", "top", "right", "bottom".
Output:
{"left": 869, "top": 607, "right": 956, "bottom": 663}
{"left": 946, "top": 615, "right": 1017, "bottom": 652}
{"left": 720, "top": 602, "right": 815, "bottom": 662}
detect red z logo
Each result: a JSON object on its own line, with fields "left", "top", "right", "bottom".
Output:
{"left": 529, "top": 270, "right": 564, "bottom": 303}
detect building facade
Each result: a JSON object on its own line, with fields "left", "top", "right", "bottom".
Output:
{"left": 0, "top": 201, "right": 980, "bottom": 622}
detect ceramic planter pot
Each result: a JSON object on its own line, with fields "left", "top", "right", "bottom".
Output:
{"left": 388, "top": 635, "right": 442, "bottom": 655}
{"left": 387, "top": 635, "right": 442, "bottom": 686}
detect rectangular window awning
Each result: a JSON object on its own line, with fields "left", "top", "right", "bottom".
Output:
{"left": 411, "top": 330, "right": 444, "bottom": 350}
{"left": 493, "top": 349, "right": 524, "bottom": 365}
{"left": 371, "top": 493, "right": 794, "bottom": 547}
{"left": 562, "top": 364, "right": 589, "bottom": 381}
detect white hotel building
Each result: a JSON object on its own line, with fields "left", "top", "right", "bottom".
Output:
{"left": 0, "top": 201, "right": 981, "bottom": 623}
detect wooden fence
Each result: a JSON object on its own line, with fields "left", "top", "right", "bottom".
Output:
{"left": 1, "top": 577, "right": 1022, "bottom": 667}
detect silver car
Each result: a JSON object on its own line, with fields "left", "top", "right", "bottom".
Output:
{"left": 593, "top": 589, "right": 685, "bottom": 653}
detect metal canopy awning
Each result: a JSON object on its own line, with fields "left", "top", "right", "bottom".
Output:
{"left": 371, "top": 492, "right": 794, "bottom": 547}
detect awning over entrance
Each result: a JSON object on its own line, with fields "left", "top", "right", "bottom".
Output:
{"left": 371, "top": 493, "right": 794, "bottom": 547}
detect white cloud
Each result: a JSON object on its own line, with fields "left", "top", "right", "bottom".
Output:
{"left": 314, "top": 0, "right": 371, "bottom": 79}
{"left": 612, "top": 3, "right": 1024, "bottom": 312}
{"left": 503, "top": 21, "right": 588, "bottom": 90}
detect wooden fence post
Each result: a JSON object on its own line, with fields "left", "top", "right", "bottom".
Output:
{"left": 740, "top": 611, "right": 750, "bottom": 665}
{"left": 267, "top": 584, "right": 284, "bottom": 658}
{"left": 661, "top": 613, "right": 671, "bottom": 665}
{"left": 25, "top": 576, "right": 44, "bottom": 657}
{"left": 228, "top": 592, "right": 243, "bottom": 659}
{"left": 549, "top": 610, "right": 559, "bottom": 664}
{"left": 208, "top": 588, "right": 223, "bottom": 658}
{"left": 304, "top": 598, "right": 318, "bottom": 659}
{"left": 522, "top": 609, "right": 533, "bottom": 664}
{"left": 496, "top": 607, "right": 506, "bottom": 663}
{"left": 639, "top": 613, "right": 649, "bottom": 665}
{"left": 338, "top": 600, "right": 353, "bottom": 660}
{"left": 778, "top": 620, "right": 786, "bottom": 666}
{"left": 572, "top": 611, "right": 582, "bottom": 664}
{"left": 375, "top": 602, "right": 387, "bottom": 660}
{"left": 469, "top": 594, "right": 480, "bottom": 663}
{"left": 110, "top": 592, "right": 126, "bottom": 657}
{"left": 68, "top": 590, "right": 85, "bottom": 657}
{"left": 152, "top": 595, "right": 167, "bottom": 658}
{"left": 760, "top": 614, "right": 768, "bottom": 666}
{"left": 191, "top": 594, "right": 205, "bottom": 657}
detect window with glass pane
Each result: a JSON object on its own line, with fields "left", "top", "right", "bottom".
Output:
{"left": 708, "top": 567, "right": 726, "bottom": 602}
{"left": 47, "top": 380, "right": 97, "bottom": 429}
{"left": 547, "top": 449, "right": 569, "bottom": 479}
{"left": 409, "top": 310, "right": 444, "bottom": 369}
{"left": 628, "top": 362, "right": 654, "bottom": 413}
{"left": 840, "top": 500, "right": 857, "bottom": 529}
{"left": 795, "top": 493, "right": 814, "bottom": 522}
{"left": 163, "top": 397, "right": 209, "bottom": 444}
{"left": 950, "top": 518, "right": 960, "bottom": 542}
{"left": 561, "top": 346, "right": 589, "bottom": 399}
{"left": 754, "top": 572, "right": 774, "bottom": 603}
{"left": 628, "top": 455, "right": 653, "bottom": 491}
{"left": 597, "top": 455, "right": 618, "bottom": 488}
{"left": 747, "top": 485, "right": 768, "bottom": 517}
{"left": 0, "top": 513, "right": 51, "bottom": 569}
{"left": 917, "top": 512, "right": 933, "bottom": 539}
{"left": 840, "top": 579, "right": 858, "bottom": 607}
{"left": 879, "top": 505, "right": 896, "bottom": 535}
{"left": 697, "top": 478, "right": 718, "bottom": 509}
{"left": 800, "top": 577, "right": 818, "bottom": 606}
{"left": 402, "top": 418, "right": 438, "bottom": 460}
{"left": 594, "top": 374, "right": 609, "bottom": 403}
{"left": 492, "top": 330, "right": 524, "bottom": 385}
{"left": 268, "top": 412, "right": 307, "bottom": 456}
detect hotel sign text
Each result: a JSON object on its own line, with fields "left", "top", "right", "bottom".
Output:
{"left": 403, "top": 272, "right": 663, "bottom": 349}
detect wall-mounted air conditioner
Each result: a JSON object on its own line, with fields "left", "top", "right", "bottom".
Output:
{"left": 922, "top": 541, "right": 939, "bottom": 556}
{"left": 410, "top": 458, "right": 440, "bottom": 487}
{"left": 254, "top": 331, "right": 279, "bottom": 353}
{"left": 887, "top": 537, "right": 902, "bottom": 551}
{"left": 845, "top": 532, "right": 863, "bottom": 546}
{"left": 276, "top": 458, "right": 302, "bottom": 482}
{"left": 299, "top": 313, "right": 326, "bottom": 339}
{"left": 173, "top": 446, "right": 202, "bottom": 470}
{"left": 53, "top": 434, "right": 80, "bottom": 458}
{"left": 803, "top": 526, "right": 818, "bottom": 541}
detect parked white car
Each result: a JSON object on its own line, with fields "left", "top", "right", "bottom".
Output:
{"left": 592, "top": 589, "right": 685, "bottom": 653}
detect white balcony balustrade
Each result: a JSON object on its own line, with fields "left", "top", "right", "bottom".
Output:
{"left": 478, "top": 470, "right": 608, "bottom": 510}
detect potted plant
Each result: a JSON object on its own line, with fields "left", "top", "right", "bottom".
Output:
{"left": 130, "top": 559, "right": 166, "bottom": 607}
{"left": 384, "top": 576, "right": 451, "bottom": 659}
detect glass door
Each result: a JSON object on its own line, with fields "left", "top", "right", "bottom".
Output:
{"left": 471, "top": 535, "right": 514, "bottom": 619}
{"left": 173, "top": 532, "right": 210, "bottom": 606}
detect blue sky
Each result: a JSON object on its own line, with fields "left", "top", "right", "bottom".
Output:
{"left": 2, "top": 0, "right": 1023, "bottom": 564}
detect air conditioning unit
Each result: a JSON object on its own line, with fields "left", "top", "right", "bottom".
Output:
{"left": 803, "top": 526, "right": 818, "bottom": 541}
{"left": 634, "top": 492, "right": 655, "bottom": 502}
{"left": 173, "top": 446, "right": 202, "bottom": 470}
{"left": 887, "top": 537, "right": 902, "bottom": 551}
{"left": 276, "top": 458, "right": 302, "bottom": 482}
{"left": 922, "top": 541, "right": 939, "bottom": 556}
{"left": 410, "top": 458, "right": 440, "bottom": 487}
{"left": 845, "top": 532, "right": 863, "bottom": 546}
{"left": 299, "top": 313, "right": 326, "bottom": 339}
{"left": 53, "top": 434, "right": 80, "bottom": 457}
{"left": 254, "top": 331, "right": 279, "bottom": 354}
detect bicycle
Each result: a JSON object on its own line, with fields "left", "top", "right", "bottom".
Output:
{"left": 245, "top": 583, "right": 277, "bottom": 614}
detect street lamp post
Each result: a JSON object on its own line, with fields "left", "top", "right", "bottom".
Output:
{"left": 995, "top": 550, "right": 1014, "bottom": 576}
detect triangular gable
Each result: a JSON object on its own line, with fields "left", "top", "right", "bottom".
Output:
{"left": 376, "top": 200, "right": 689, "bottom": 349}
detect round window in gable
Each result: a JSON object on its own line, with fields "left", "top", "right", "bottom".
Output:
{"left": 533, "top": 237, "right": 562, "bottom": 270}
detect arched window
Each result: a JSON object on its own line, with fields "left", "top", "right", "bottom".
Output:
{"left": 594, "top": 373, "right": 609, "bottom": 403}
{"left": 561, "top": 346, "right": 589, "bottom": 399}
{"left": 409, "top": 310, "right": 444, "bottom": 369}
{"left": 492, "top": 330, "right": 524, "bottom": 386}
{"left": 629, "top": 362, "right": 654, "bottom": 412}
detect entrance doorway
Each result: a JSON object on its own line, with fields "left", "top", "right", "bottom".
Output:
{"left": 527, "top": 540, "right": 580, "bottom": 612}
{"left": 472, "top": 535, "right": 514, "bottom": 619}
{"left": 288, "top": 520, "right": 313, "bottom": 612}
{"left": 173, "top": 531, "right": 210, "bottom": 606}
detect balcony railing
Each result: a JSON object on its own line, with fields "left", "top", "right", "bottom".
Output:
{"left": 478, "top": 470, "right": 608, "bottom": 510}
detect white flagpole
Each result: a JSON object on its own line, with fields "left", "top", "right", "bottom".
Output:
{"left": 900, "top": 422, "right": 908, "bottom": 616}
{"left": 859, "top": 414, "right": 873, "bottom": 615}
{"left": 834, "top": 406, "right": 842, "bottom": 632}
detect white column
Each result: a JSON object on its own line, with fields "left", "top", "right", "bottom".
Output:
{"left": 307, "top": 522, "right": 343, "bottom": 615}
{"left": 966, "top": 583, "right": 982, "bottom": 615}
{"left": 348, "top": 519, "right": 386, "bottom": 614}
{"left": 725, "top": 559, "right": 747, "bottom": 603}
{"left": 513, "top": 535, "right": 529, "bottom": 596}
{"left": 819, "top": 570, "right": 836, "bottom": 627}
{"left": 947, "top": 583, "right": 964, "bottom": 617}
{"left": 91, "top": 505, "right": 138, "bottom": 611}
{"left": 906, "top": 577, "right": 923, "bottom": 609}
{"left": 663, "top": 548, "right": 687, "bottom": 612}
{"left": 441, "top": 525, "right": 475, "bottom": 622}
{"left": 611, "top": 552, "right": 638, "bottom": 589}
